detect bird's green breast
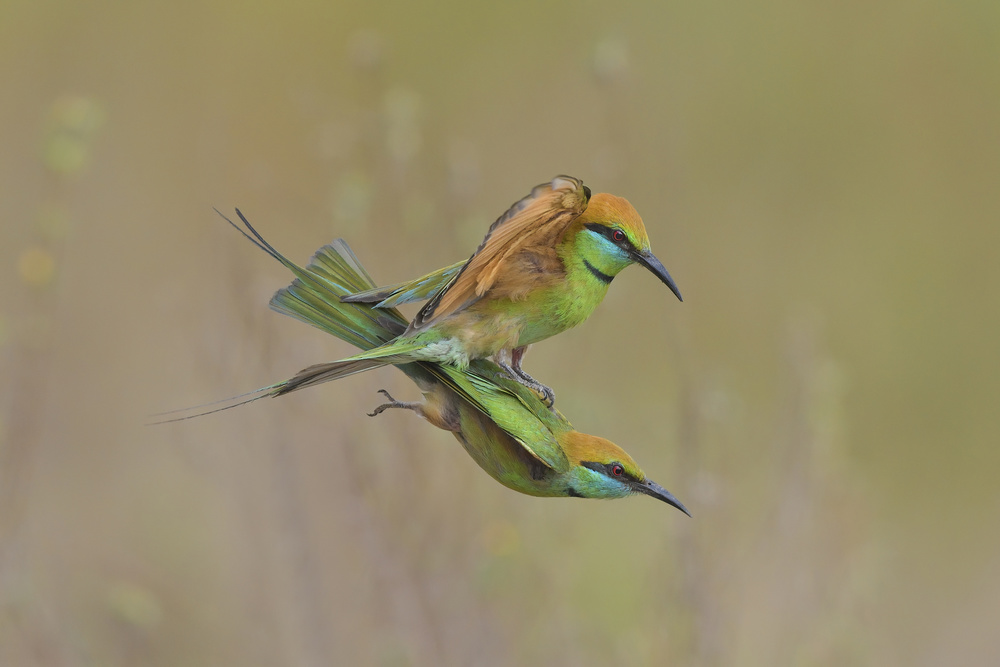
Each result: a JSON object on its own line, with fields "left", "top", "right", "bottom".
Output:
{"left": 432, "top": 276, "right": 611, "bottom": 355}
{"left": 504, "top": 224, "right": 628, "bottom": 346}
{"left": 430, "top": 229, "right": 621, "bottom": 353}
{"left": 513, "top": 276, "right": 611, "bottom": 346}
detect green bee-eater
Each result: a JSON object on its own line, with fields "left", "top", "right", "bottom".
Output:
{"left": 172, "top": 210, "right": 688, "bottom": 512}
{"left": 326, "top": 175, "right": 682, "bottom": 405}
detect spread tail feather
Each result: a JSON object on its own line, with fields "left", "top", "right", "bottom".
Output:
{"left": 274, "top": 357, "right": 409, "bottom": 396}
{"left": 147, "top": 383, "right": 281, "bottom": 424}
{"left": 157, "top": 209, "right": 519, "bottom": 423}
{"left": 155, "top": 210, "right": 415, "bottom": 422}
{"left": 217, "top": 208, "right": 408, "bottom": 349}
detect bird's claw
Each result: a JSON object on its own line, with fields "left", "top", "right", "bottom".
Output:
{"left": 368, "top": 389, "right": 399, "bottom": 417}
{"left": 368, "top": 389, "right": 422, "bottom": 418}
{"left": 525, "top": 381, "right": 555, "bottom": 408}
{"left": 538, "top": 386, "right": 555, "bottom": 408}
{"left": 496, "top": 359, "right": 556, "bottom": 408}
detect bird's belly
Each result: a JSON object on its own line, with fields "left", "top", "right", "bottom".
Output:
{"left": 409, "top": 338, "right": 471, "bottom": 367}
{"left": 437, "top": 312, "right": 523, "bottom": 360}
{"left": 436, "top": 284, "right": 606, "bottom": 357}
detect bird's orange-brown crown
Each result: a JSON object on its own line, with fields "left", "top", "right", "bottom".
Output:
{"left": 560, "top": 431, "right": 646, "bottom": 480}
{"left": 576, "top": 193, "right": 651, "bottom": 252}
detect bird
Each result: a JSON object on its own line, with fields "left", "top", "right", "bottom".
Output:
{"left": 326, "top": 175, "right": 683, "bottom": 406}
{"left": 162, "top": 209, "right": 689, "bottom": 514}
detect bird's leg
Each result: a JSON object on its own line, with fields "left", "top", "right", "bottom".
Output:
{"left": 496, "top": 352, "right": 556, "bottom": 408}
{"left": 368, "top": 389, "right": 459, "bottom": 432}
{"left": 511, "top": 346, "right": 556, "bottom": 407}
{"left": 367, "top": 389, "right": 422, "bottom": 417}
{"left": 510, "top": 345, "right": 530, "bottom": 375}
{"left": 510, "top": 366, "right": 556, "bottom": 408}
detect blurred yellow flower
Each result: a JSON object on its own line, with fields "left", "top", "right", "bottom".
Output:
{"left": 18, "top": 246, "right": 56, "bottom": 287}
{"left": 43, "top": 96, "right": 105, "bottom": 176}
{"left": 106, "top": 580, "right": 163, "bottom": 631}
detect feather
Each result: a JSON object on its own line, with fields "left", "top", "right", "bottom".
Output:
{"left": 340, "top": 261, "right": 464, "bottom": 308}
{"left": 407, "top": 176, "right": 590, "bottom": 333}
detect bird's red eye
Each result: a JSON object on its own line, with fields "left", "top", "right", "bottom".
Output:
{"left": 611, "top": 464, "right": 624, "bottom": 477}
{"left": 612, "top": 229, "right": 626, "bottom": 243}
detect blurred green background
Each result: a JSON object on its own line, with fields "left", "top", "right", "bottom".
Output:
{"left": 2, "top": 1, "right": 998, "bottom": 665}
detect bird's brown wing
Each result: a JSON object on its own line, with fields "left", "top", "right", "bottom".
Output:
{"left": 408, "top": 175, "right": 591, "bottom": 332}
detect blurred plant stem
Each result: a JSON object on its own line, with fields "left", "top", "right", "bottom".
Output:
{"left": 263, "top": 424, "right": 332, "bottom": 667}
{"left": 671, "top": 315, "right": 873, "bottom": 666}
{"left": 0, "top": 95, "right": 103, "bottom": 666}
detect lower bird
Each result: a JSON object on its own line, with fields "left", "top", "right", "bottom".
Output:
{"left": 161, "top": 210, "right": 689, "bottom": 513}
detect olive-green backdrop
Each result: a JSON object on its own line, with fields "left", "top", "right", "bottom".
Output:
{"left": 1, "top": 1, "right": 997, "bottom": 664}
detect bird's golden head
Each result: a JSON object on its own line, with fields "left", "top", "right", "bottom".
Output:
{"left": 577, "top": 193, "right": 651, "bottom": 254}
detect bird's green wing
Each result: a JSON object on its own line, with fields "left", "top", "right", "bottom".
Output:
{"left": 340, "top": 261, "right": 465, "bottom": 308}
{"left": 431, "top": 361, "right": 572, "bottom": 472}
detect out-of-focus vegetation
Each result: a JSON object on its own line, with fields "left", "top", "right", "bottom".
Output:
{"left": 1, "top": 1, "right": 998, "bottom": 665}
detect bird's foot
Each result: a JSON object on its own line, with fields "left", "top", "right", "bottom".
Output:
{"left": 534, "top": 383, "right": 556, "bottom": 408}
{"left": 509, "top": 346, "right": 554, "bottom": 406}
{"left": 367, "top": 389, "right": 422, "bottom": 417}
{"left": 496, "top": 360, "right": 556, "bottom": 408}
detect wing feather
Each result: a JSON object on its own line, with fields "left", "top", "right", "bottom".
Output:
{"left": 407, "top": 175, "right": 590, "bottom": 332}
{"left": 340, "top": 260, "right": 464, "bottom": 308}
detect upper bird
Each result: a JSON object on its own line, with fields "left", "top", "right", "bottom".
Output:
{"left": 317, "top": 176, "right": 682, "bottom": 405}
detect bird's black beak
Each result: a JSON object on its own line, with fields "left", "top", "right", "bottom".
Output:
{"left": 635, "top": 479, "right": 690, "bottom": 516}
{"left": 633, "top": 250, "right": 683, "bottom": 302}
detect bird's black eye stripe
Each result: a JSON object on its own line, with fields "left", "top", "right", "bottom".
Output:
{"left": 582, "top": 460, "right": 636, "bottom": 481}
{"left": 584, "top": 222, "right": 633, "bottom": 250}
